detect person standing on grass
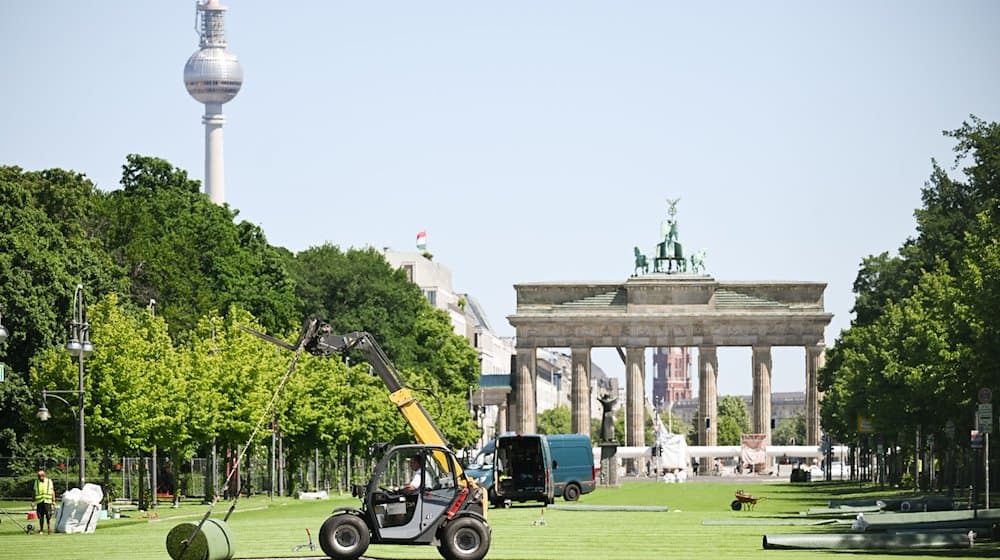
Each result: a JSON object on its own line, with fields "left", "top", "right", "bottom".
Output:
{"left": 34, "top": 469, "right": 56, "bottom": 535}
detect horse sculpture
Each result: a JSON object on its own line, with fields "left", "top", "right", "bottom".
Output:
{"left": 633, "top": 246, "right": 649, "bottom": 276}
{"left": 654, "top": 219, "right": 685, "bottom": 273}
{"left": 689, "top": 249, "right": 707, "bottom": 274}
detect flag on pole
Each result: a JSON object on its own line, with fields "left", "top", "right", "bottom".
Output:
{"left": 416, "top": 230, "right": 427, "bottom": 251}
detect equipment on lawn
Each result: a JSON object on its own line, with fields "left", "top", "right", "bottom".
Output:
{"left": 732, "top": 489, "right": 765, "bottom": 511}
{"left": 292, "top": 528, "right": 317, "bottom": 552}
{"left": 246, "top": 317, "right": 492, "bottom": 560}
{"left": 0, "top": 506, "right": 34, "bottom": 534}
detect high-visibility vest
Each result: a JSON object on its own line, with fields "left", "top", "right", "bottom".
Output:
{"left": 34, "top": 478, "right": 54, "bottom": 504}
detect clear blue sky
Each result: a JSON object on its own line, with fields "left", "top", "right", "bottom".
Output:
{"left": 3, "top": 1, "right": 998, "bottom": 397}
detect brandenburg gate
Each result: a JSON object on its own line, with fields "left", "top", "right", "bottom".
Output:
{"left": 506, "top": 276, "right": 832, "bottom": 447}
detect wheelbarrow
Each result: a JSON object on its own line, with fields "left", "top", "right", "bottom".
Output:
{"left": 731, "top": 489, "right": 765, "bottom": 511}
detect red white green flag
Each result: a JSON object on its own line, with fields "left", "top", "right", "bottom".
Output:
{"left": 416, "top": 230, "right": 427, "bottom": 250}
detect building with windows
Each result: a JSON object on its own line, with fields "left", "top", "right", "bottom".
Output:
{"left": 384, "top": 249, "right": 536, "bottom": 446}
{"left": 652, "top": 347, "right": 692, "bottom": 408}
{"left": 383, "top": 249, "right": 626, "bottom": 444}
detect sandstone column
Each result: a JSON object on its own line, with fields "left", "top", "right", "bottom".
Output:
{"left": 497, "top": 401, "right": 508, "bottom": 435}
{"left": 571, "top": 347, "right": 592, "bottom": 435}
{"left": 626, "top": 347, "right": 645, "bottom": 447}
{"left": 805, "top": 344, "right": 825, "bottom": 445}
{"left": 751, "top": 345, "right": 772, "bottom": 444}
{"left": 514, "top": 347, "right": 537, "bottom": 433}
{"left": 698, "top": 346, "right": 719, "bottom": 451}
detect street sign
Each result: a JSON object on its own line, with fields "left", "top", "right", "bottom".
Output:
{"left": 971, "top": 430, "right": 984, "bottom": 449}
{"left": 978, "top": 403, "right": 994, "bottom": 434}
{"left": 857, "top": 415, "right": 873, "bottom": 433}
{"left": 980, "top": 387, "right": 993, "bottom": 404}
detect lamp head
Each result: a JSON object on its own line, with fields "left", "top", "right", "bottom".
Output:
{"left": 37, "top": 405, "right": 51, "bottom": 422}
{"left": 66, "top": 339, "right": 82, "bottom": 358}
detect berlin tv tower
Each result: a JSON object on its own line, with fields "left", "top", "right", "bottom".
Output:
{"left": 184, "top": 0, "right": 243, "bottom": 205}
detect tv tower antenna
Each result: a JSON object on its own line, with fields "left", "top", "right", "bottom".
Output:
{"left": 184, "top": 0, "right": 243, "bottom": 205}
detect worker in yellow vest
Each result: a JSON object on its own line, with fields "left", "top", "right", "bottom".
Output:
{"left": 34, "top": 470, "right": 56, "bottom": 535}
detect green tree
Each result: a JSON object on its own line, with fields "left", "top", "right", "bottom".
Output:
{"left": 771, "top": 412, "right": 807, "bottom": 445}
{"left": 0, "top": 166, "right": 124, "bottom": 457}
{"left": 820, "top": 117, "right": 1000, "bottom": 488}
{"left": 283, "top": 244, "right": 480, "bottom": 446}
{"left": 716, "top": 395, "right": 750, "bottom": 446}
{"left": 102, "top": 155, "right": 297, "bottom": 338}
{"left": 284, "top": 245, "right": 427, "bottom": 365}
{"left": 538, "top": 406, "right": 572, "bottom": 435}
{"left": 29, "top": 293, "right": 184, "bottom": 492}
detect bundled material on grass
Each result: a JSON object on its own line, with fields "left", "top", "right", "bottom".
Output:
{"left": 829, "top": 497, "right": 889, "bottom": 508}
{"left": 836, "top": 508, "right": 1000, "bottom": 529}
{"left": 762, "top": 531, "right": 975, "bottom": 550}
{"left": 829, "top": 496, "right": 955, "bottom": 512}
{"left": 548, "top": 504, "right": 669, "bottom": 512}
{"left": 703, "top": 518, "right": 836, "bottom": 526}
{"left": 802, "top": 505, "right": 883, "bottom": 517}
{"left": 166, "top": 519, "right": 234, "bottom": 560}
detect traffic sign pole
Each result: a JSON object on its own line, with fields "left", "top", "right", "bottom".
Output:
{"left": 978, "top": 390, "right": 992, "bottom": 510}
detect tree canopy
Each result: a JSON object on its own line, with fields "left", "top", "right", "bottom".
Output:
{"left": 6, "top": 155, "right": 483, "bottom": 488}
{"left": 820, "top": 117, "right": 1000, "bottom": 482}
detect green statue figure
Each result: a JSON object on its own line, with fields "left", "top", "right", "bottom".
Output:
{"left": 654, "top": 199, "right": 684, "bottom": 273}
{"left": 689, "top": 249, "right": 707, "bottom": 274}
{"left": 633, "top": 246, "right": 649, "bottom": 276}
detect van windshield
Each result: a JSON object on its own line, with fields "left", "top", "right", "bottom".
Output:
{"left": 469, "top": 448, "right": 494, "bottom": 469}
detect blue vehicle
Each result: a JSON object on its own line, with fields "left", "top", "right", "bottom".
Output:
{"left": 545, "top": 434, "right": 597, "bottom": 501}
{"left": 466, "top": 433, "right": 596, "bottom": 507}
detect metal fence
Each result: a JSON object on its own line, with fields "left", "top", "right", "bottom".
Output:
{"left": 1, "top": 447, "right": 375, "bottom": 502}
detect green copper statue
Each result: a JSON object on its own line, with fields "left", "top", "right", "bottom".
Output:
{"left": 689, "top": 249, "right": 707, "bottom": 274}
{"left": 631, "top": 198, "right": 707, "bottom": 276}
{"left": 654, "top": 199, "right": 685, "bottom": 273}
{"left": 633, "top": 246, "right": 649, "bottom": 276}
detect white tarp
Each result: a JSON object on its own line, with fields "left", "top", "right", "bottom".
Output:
{"left": 740, "top": 433, "right": 767, "bottom": 469}
{"left": 651, "top": 405, "right": 689, "bottom": 471}
{"left": 658, "top": 433, "right": 689, "bottom": 470}
{"left": 55, "top": 483, "right": 103, "bottom": 534}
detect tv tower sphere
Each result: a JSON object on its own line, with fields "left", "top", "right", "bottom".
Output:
{"left": 184, "top": 0, "right": 243, "bottom": 204}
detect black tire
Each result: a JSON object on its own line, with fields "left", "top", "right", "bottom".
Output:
{"left": 563, "top": 483, "right": 581, "bottom": 502}
{"left": 731, "top": 499, "right": 742, "bottom": 511}
{"left": 318, "top": 514, "right": 370, "bottom": 560}
{"left": 439, "top": 517, "right": 491, "bottom": 560}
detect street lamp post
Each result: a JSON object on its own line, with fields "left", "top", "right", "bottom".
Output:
{"left": 149, "top": 299, "right": 158, "bottom": 509}
{"left": 0, "top": 308, "right": 9, "bottom": 344}
{"left": 0, "top": 309, "right": 9, "bottom": 383}
{"left": 39, "top": 285, "right": 93, "bottom": 489}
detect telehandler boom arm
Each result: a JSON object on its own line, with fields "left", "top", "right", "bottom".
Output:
{"left": 300, "top": 318, "right": 456, "bottom": 461}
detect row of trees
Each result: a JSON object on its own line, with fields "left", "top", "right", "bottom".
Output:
{"left": 820, "top": 117, "right": 999, "bottom": 488}
{"left": 0, "top": 155, "right": 481, "bottom": 495}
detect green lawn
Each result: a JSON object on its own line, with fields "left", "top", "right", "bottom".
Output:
{"left": 1, "top": 481, "right": 996, "bottom": 559}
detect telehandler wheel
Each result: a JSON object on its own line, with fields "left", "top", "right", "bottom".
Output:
{"left": 319, "top": 514, "right": 370, "bottom": 560}
{"left": 563, "top": 483, "right": 581, "bottom": 501}
{"left": 439, "top": 517, "right": 491, "bottom": 560}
